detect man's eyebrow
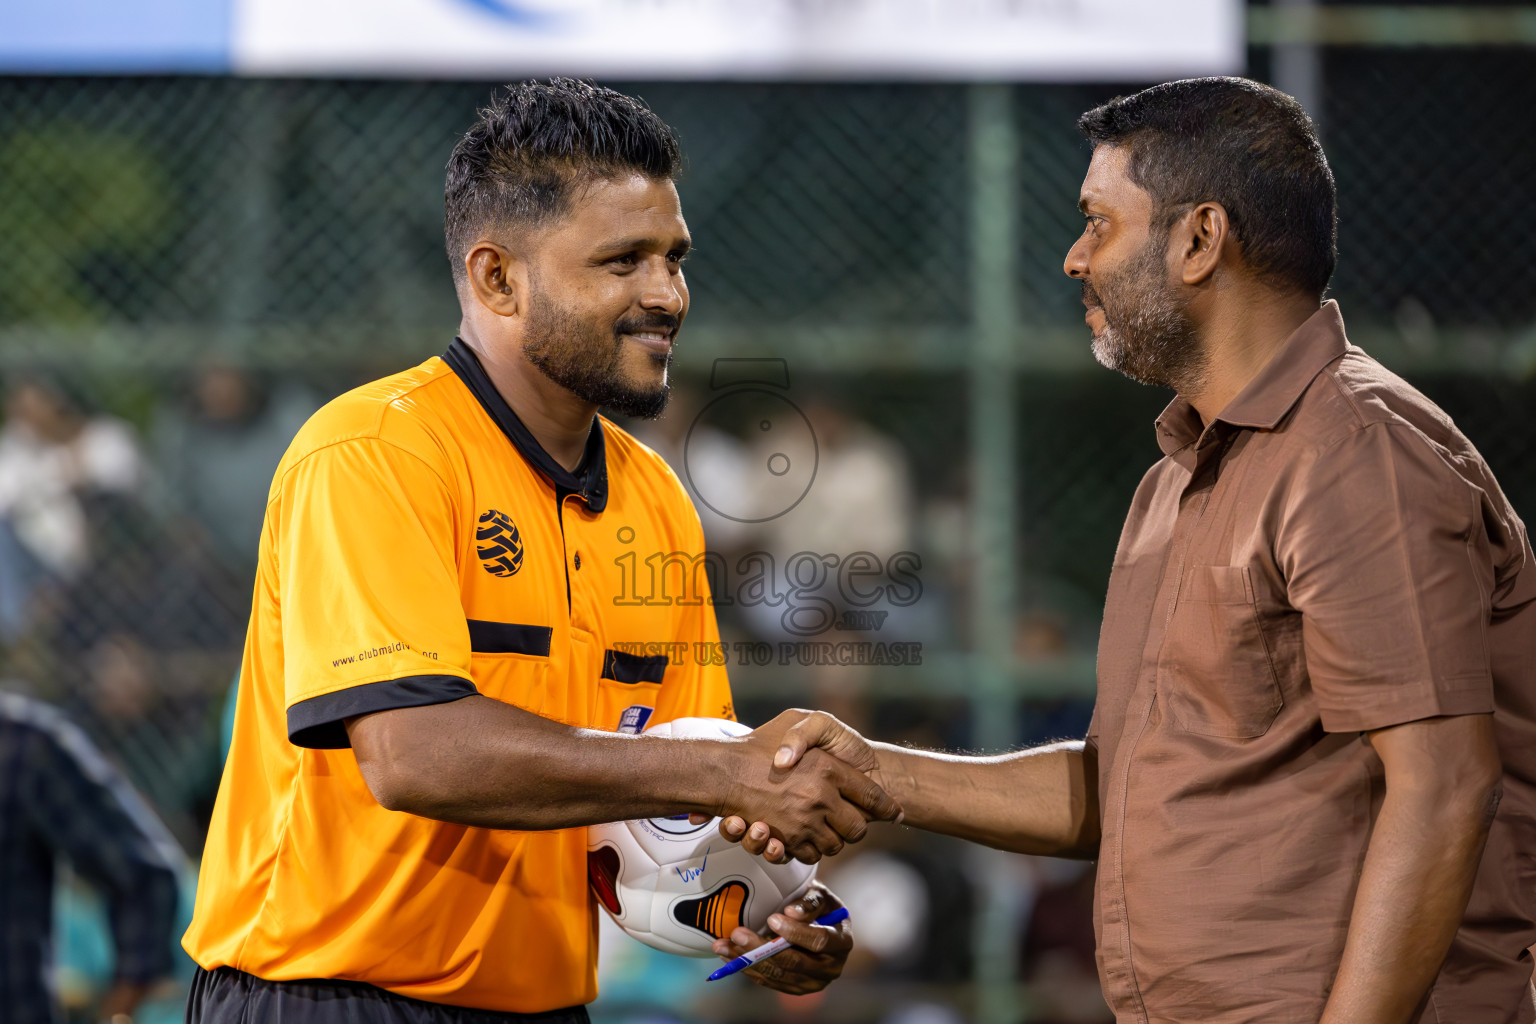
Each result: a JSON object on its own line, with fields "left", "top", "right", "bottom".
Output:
{"left": 1078, "top": 193, "right": 1102, "bottom": 214}
{"left": 594, "top": 235, "right": 693, "bottom": 255}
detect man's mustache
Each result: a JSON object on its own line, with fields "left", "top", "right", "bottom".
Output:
{"left": 615, "top": 313, "right": 681, "bottom": 337}
{"left": 1081, "top": 280, "right": 1102, "bottom": 308}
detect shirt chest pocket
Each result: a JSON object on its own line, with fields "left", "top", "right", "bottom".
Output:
{"left": 467, "top": 620, "right": 555, "bottom": 717}
{"left": 1159, "top": 564, "right": 1284, "bottom": 739}
{"left": 594, "top": 649, "right": 669, "bottom": 733}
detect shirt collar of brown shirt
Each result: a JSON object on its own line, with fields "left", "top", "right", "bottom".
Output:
{"left": 1153, "top": 299, "right": 1349, "bottom": 467}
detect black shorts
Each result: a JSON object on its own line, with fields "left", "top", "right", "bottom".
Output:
{"left": 186, "top": 966, "right": 592, "bottom": 1024}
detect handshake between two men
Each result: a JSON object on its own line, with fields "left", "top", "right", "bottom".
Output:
{"left": 695, "top": 709, "right": 900, "bottom": 864}
{"left": 705, "top": 707, "right": 1099, "bottom": 865}
{"left": 350, "top": 694, "right": 1095, "bottom": 994}
{"left": 685, "top": 708, "right": 1100, "bottom": 993}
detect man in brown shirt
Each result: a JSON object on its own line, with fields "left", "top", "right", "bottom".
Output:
{"left": 723, "top": 78, "right": 1536, "bottom": 1022}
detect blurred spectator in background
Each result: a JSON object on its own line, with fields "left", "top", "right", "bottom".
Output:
{"left": 628, "top": 382, "right": 754, "bottom": 556}
{"left": 754, "top": 397, "right": 912, "bottom": 571}
{"left": 817, "top": 701, "right": 975, "bottom": 1005}
{"left": 743, "top": 397, "right": 918, "bottom": 729}
{"left": 0, "top": 369, "right": 252, "bottom": 860}
{"left": 62, "top": 632, "right": 216, "bottom": 851}
{"left": 627, "top": 383, "right": 758, "bottom": 646}
{"left": 0, "top": 374, "right": 144, "bottom": 642}
{"left": 151, "top": 363, "right": 319, "bottom": 574}
{"left": 0, "top": 690, "right": 181, "bottom": 1024}
{"left": 1018, "top": 858, "right": 1113, "bottom": 1024}
{"left": 915, "top": 465, "right": 970, "bottom": 651}
{"left": 41, "top": 485, "right": 244, "bottom": 835}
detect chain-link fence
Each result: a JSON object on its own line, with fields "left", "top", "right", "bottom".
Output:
{"left": 2, "top": 22, "right": 1535, "bottom": 1023}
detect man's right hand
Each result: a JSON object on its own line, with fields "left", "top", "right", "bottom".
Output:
{"left": 718, "top": 710, "right": 886, "bottom": 864}
{"left": 721, "top": 712, "right": 897, "bottom": 865}
{"left": 346, "top": 695, "right": 900, "bottom": 856}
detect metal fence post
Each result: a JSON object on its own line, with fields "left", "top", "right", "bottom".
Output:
{"left": 1272, "top": 0, "right": 1325, "bottom": 134}
{"left": 221, "top": 82, "right": 278, "bottom": 337}
{"left": 968, "top": 81, "right": 1024, "bottom": 1024}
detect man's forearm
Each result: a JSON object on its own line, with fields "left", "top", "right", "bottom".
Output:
{"left": 1321, "top": 784, "right": 1496, "bottom": 1022}
{"left": 872, "top": 740, "right": 1100, "bottom": 858}
{"left": 349, "top": 695, "right": 735, "bottom": 829}
{"left": 346, "top": 697, "right": 898, "bottom": 863}
{"left": 1321, "top": 715, "right": 1501, "bottom": 1023}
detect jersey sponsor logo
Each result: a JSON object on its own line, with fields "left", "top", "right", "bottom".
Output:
{"left": 617, "top": 704, "right": 654, "bottom": 735}
{"left": 673, "top": 880, "right": 749, "bottom": 939}
{"left": 476, "top": 509, "right": 524, "bottom": 577}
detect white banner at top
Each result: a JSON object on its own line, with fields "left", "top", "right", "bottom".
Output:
{"left": 232, "top": 0, "right": 1244, "bottom": 80}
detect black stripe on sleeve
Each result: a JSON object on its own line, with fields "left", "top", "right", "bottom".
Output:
{"left": 287, "top": 675, "right": 478, "bottom": 749}
{"left": 601, "top": 649, "right": 669, "bottom": 685}
{"left": 466, "top": 620, "right": 554, "bottom": 656}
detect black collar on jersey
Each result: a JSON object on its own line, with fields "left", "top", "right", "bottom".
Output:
{"left": 443, "top": 337, "right": 609, "bottom": 513}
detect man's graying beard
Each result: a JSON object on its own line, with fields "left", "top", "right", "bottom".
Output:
{"left": 522, "top": 290, "right": 675, "bottom": 420}
{"left": 1085, "top": 232, "right": 1206, "bottom": 394}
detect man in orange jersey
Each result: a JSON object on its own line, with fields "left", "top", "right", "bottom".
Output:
{"left": 182, "top": 78, "right": 897, "bottom": 1023}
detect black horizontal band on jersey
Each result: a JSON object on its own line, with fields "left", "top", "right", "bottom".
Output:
{"left": 287, "top": 675, "right": 478, "bottom": 749}
{"left": 467, "top": 620, "right": 554, "bottom": 657}
{"left": 601, "top": 649, "right": 668, "bottom": 685}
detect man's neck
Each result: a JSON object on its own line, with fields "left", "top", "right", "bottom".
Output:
{"left": 1182, "top": 288, "right": 1321, "bottom": 426}
{"left": 458, "top": 325, "right": 597, "bottom": 473}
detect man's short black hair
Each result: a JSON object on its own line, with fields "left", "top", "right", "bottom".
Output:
{"left": 1077, "top": 77, "right": 1337, "bottom": 298}
{"left": 444, "top": 78, "right": 682, "bottom": 288}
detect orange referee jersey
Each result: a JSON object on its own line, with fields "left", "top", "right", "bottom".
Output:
{"left": 183, "top": 339, "right": 734, "bottom": 1013}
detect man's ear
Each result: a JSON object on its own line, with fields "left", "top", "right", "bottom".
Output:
{"left": 464, "top": 240, "right": 528, "bottom": 317}
{"left": 1177, "top": 201, "right": 1232, "bottom": 287}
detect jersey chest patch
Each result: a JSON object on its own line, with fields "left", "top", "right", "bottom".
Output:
{"left": 476, "top": 509, "right": 524, "bottom": 577}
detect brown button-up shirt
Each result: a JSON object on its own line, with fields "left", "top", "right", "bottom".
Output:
{"left": 1090, "top": 301, "right": 1536, "bottom": 1022}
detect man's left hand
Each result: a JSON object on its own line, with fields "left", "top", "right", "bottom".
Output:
{"left": 709, "top": 881, "right": 850, "bottom": 995}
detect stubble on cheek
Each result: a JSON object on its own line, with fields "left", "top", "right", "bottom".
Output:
{"left": 522, "top": 293, "right": 674, "bottom": 419}
{"left": 1083, "top": 241, "right": 1204, "bottom": 392}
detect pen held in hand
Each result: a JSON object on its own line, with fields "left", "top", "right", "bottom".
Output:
{"left": 705, "top": 906, "right": 850, "bottom": 981}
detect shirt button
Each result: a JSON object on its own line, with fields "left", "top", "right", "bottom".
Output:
{"left": 573, "top": 552, "right": 582, "bottom": 570}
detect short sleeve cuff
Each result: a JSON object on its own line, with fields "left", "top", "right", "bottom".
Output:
{"left": 1318, "top": 681, "right": 1493, "bottom": 734}
{"left": 287, "top": 675, "right": 478, "bottom": 749}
